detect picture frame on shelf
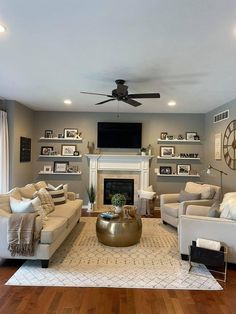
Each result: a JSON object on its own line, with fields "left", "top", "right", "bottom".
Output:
{"left": 160, "top": 132, "right": 168, "bottom": 140}
{"left": 58, "top": 133, "right": 63, "bottom": 138}
{"left": 41, "top": 146, "right": 54, "bottom": 155}
{"left": 160, "top": 166, "right": 172, "bottom": 175}
{"left": 177, "top": 164, "right": 191, "bottom": 175}
{"left": 54, "top": 161, "right": 69, "bottom": 173}
{"left": 44, "top": 130, "right": 53, "bottom": 138}
{"left": 43, "top": 165, "right": 52, "bottom": 173}
{"left": 61, "top": 144, "right": 77, "bottom": 156}
{"left": 160, "top": 146, "right": 175, "bottom": 157}
{"left": 64, "top": 128, "right": 78, "bottom": 139}
{"left": 186, "top": 132, "right": 197, "bottom": 141}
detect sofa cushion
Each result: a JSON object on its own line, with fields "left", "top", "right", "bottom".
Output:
{"left": 34, "top": 181, "right": 47, "bottom": 191}
{"left": 0, "top": 188, "right": 21, "bottom": 213}
{"left": 163, "top": 203, "right": 179, "bottom": 218}
{"left": 185, "top": 182, "right": 215, "bottom": 199}
{"left": 40, "top": 216, "right": 67, "bottom": 244}
{"left": 19, "top": 184, "right": 37, "bottom": 199}
{"left": 48, "top": 199, "right": 82, "bottom": 226}
{"left": 34, "top": 188, "right": 55, "bottom": 215}
{"left": 179, "top": 190, "right": 201, "bottom": 202}
{"left": 46, "top": 185, "right": 66, "bottom": 205}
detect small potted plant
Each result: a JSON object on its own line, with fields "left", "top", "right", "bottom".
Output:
{"left": 140, "top": 147, "right": 146, "bottom": 156}
{"left": 86, "top": 185, "right": 96, "bottom": 212}
{"left": 111, "top": 193, "right": 126, "bottom": 214}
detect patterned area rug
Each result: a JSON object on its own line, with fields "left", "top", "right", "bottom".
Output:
{"left": 6, "top": 217, "right": 222, "bottom": 290}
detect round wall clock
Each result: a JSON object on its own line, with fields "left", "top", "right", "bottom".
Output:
{"left": 223, "top": 119, "right": 236, "bottom": 170}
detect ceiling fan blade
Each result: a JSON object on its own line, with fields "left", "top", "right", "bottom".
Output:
{"left": 81, "top": 91, "right": 113, "bottom": 97}
{"left": 95, "top": 98, "right": 115, "bottom": 105}
{"left": 127, "top": 93, "right": 160, "bottom": 99}
{"left": 122, "top": 98, "right": 142, "bottom": 107}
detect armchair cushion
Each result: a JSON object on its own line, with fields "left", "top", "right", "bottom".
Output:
{"left": 185, "top": 182, "right": 215, "bottom": 199}
{"left": 179, "top": 190, "right": 201, "bottom": 202}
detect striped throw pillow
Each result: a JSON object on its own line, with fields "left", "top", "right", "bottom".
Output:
{"left": 46, "top": 185, "right": 66, "bottom": 205}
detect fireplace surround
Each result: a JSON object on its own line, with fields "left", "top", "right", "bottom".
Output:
{"left": 86, "top": 154, "right": 153, "bottom": 211}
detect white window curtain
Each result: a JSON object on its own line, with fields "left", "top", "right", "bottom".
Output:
{"left": 0, "top": 110, "right": 9, "bottom": 193}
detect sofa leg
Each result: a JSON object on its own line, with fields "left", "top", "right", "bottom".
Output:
{"left": 181, "top": 254, "right": 189, "bottom": 261}
{"left": 41, "top": 260, "right": 49, "bottom": 268}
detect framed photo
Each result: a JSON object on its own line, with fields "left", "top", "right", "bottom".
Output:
{"left": 160, "top": 146, "right": 175, "bottom": 157}
{"left": 64, "top": 128, "right": 78, "bottom": 139}
{"left": 20, "top": 137, "right": 31, "bottom": 162}
{"left": 160, "top": 132, "right": 168, "bottom": 140}
{"left": 61, "top": 144, "right": 77, "bottom": 156}
{"left": 43, "top": 165, "right": 52, "bottom": 173}
{"left": 160, "top": 166, "right": 172, "bottom": 175}
{"left": 54, "top": 161, "right": 69, "bottom": 173}
{"left": 215, "top": 133, "right": 222, "bottom": 160}
{"left": 45, "top": 130, "right": 53, "bottom": 138}
{"left": 41, "top": 146, "right": 54, "bottom": 155}
{"left": 177, "top": 164, "right": 191, "bottom": 175}
{"left": 186, "top": 132, "right": 197, "bottom": 141}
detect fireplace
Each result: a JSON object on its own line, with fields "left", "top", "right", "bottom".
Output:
{"left": 104, "top": 178, "right": 134, "bottom": 205}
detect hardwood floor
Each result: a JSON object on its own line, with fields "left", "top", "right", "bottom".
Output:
{"left": 0, "top": 210, "right": 236, "bottom": 314}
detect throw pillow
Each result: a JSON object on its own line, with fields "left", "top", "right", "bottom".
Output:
{"left": 34, "top": 181, "right": 47, "bottom": 191}
{"left": 10, "top": 196, "right": 35, "bottom": 213}
{"left": 185, "top": 182, "right": 213, "bottom": 199}
{"left": 46, "top": 185, "right": 66, "bottom": 205}
{"left": 208, "top": 201, "right": 221, "bottom": 218}
{"left": 19, "top": 184, "right": 37, "bottom": 199}
{"left": 143, "top": 185, "right": 154, "bottom": 192}
{"left": 179, "top": 190, "right": 201, "bottom": 203}
{"left": 34, "top": 188, "right": 55, "bottom": 215}
{"left": 47, "top": 183, "right": 68, "bottom": 200}
{"left": 22, "top": 197, "right": 48, "bottom": 224}
{"left": 220, "top": 196, "right": 236, "bottom": 220}
{"left": 0, "top": 188, "right": 22, "bottom": 213}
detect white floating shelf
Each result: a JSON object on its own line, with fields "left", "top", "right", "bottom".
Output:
{"left": 157, "top": 173, "right": 200, "bottom": 177}
{"left": 39, "top": 155, "right": 82, "bottom": 158}
{"left": 157, "top": 156, "right": 200, "bottom": 160}
{"left": 157, "top": 139, "right": 200, "bottom": 143}
{"left": 39, "top": 171, "right": 82, "bottom": 175}
{"left": 39, "top": 137, "right": 83, "bottom": 141}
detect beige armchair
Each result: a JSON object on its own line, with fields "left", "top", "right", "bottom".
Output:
{"left": 160, "top": 182, "right": 221, "bottom": 227}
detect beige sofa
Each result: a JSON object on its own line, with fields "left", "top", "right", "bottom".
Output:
{"left": 179, "top": 192, "right": 236, "bottom": 263}
{"left": 160, "top": 182, "right": 221, "bottom": 227}
{"left": 0, "top": 181, "right": 83, "bottom": 268}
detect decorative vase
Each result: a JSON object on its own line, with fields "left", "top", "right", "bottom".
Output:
{"left": 114, "top": 206, "right": 123, "bottom": 214}
{"left": 87, "top": 202, "right": 94, "bottom": 212}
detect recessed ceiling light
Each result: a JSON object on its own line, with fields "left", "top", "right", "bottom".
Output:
{"left": 64, "top": 99, "right": 72, "bottom": 105}
{"left": 0, "top": 24, "right": 6, "bottom": 33}
{"left": 168, "top": 101, "right": 176, "bottom": 107}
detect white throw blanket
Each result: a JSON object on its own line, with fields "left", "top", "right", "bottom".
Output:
{"left": 196, "top": 238, "right": 221, "bottom": 251}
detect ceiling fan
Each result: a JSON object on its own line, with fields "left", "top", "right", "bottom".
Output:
{"left": 81, "top": 79, "right": 160, "bottom": 107}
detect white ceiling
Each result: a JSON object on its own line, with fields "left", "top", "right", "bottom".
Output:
{"left": 0, "top": 0, "right": 236, "bottom": 113}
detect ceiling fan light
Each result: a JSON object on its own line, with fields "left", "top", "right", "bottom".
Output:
{"left": 168, "top": 101, "right": 176, "bottom": 107}
{"left": 64, "top": 99, "right": 72, "bottom": 105}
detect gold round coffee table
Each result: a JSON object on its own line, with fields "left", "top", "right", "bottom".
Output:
{"left": 96, "top": 214, "right": 142, "bottom": 247}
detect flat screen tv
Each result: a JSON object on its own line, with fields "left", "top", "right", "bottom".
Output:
{"left": 97, "top": 122, "right": 142, "bottom": 148}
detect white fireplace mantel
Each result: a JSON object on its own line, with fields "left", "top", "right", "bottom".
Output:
{"left": 86, "top": 154, "right": 153, "bottom": 192}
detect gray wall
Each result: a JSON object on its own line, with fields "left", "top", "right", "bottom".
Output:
{"left": 33, "top": 111, "right": 204, "bottom": 202}
{"left": 4, "top": 101, "right": 34, "bottom": 188}
{"left": 203, "top": 100, "right": 236, "bottom": 193}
